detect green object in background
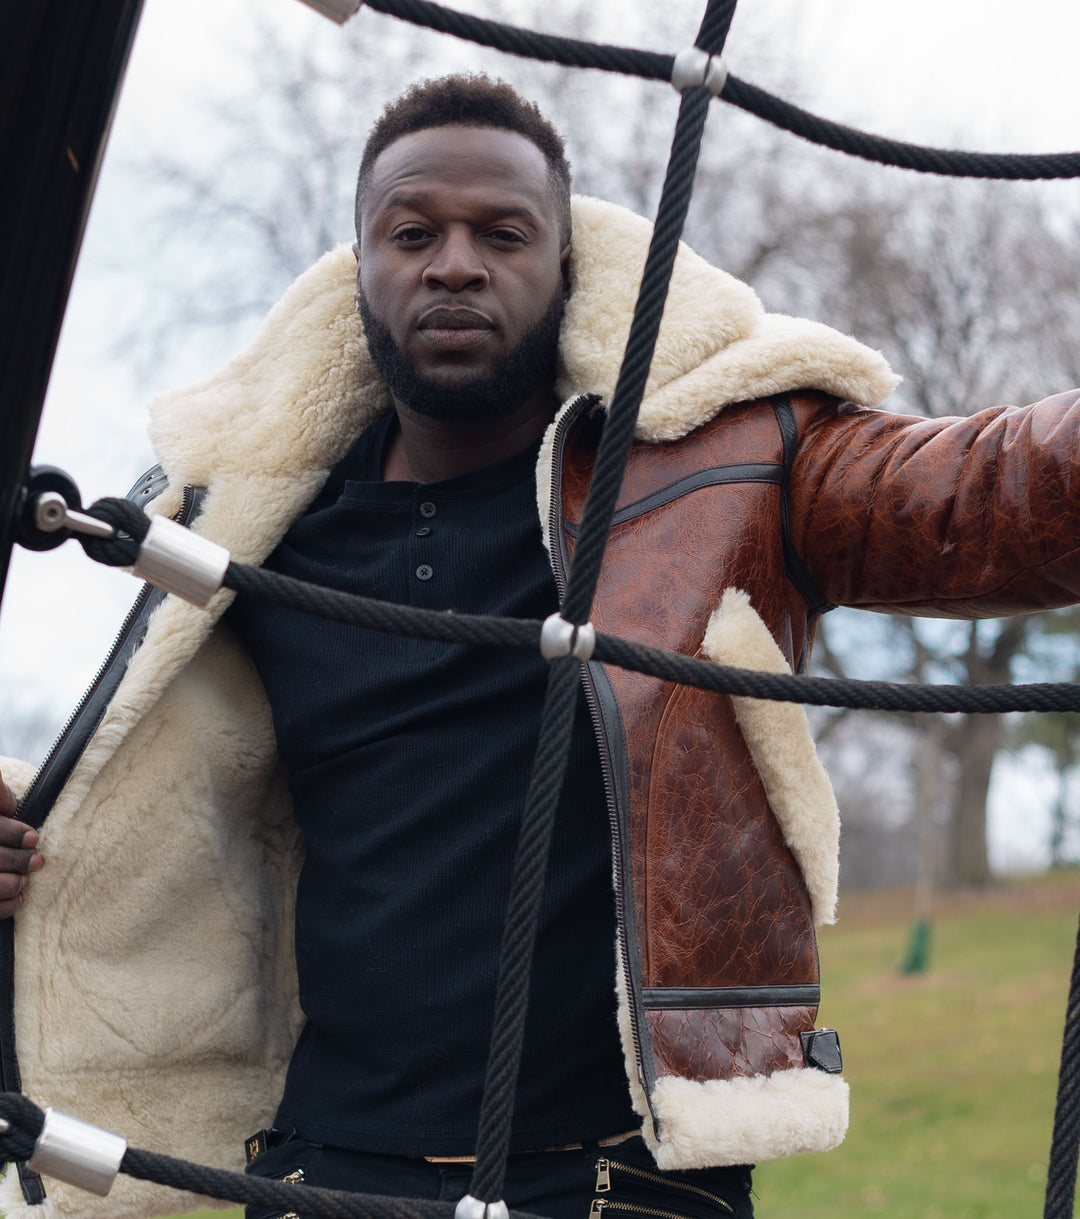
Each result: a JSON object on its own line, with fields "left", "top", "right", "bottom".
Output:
{"left": 899, "top": 916, "right": 933, "bottom": 974}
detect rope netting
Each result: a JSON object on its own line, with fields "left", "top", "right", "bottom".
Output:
{"left": 9, "top": 2, "right": 1080, "bottom": 1218}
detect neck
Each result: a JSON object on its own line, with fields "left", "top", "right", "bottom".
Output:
{"left": 382, "top": 386, "right": 558, "bottom": 483}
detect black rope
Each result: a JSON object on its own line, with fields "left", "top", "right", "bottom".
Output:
{"left": 0, "top": 1092, "right": 546, "bottom": 1219}
{"left": 560, "top": 84, "right": 713, "bottom": 625}
{"left": 77, "top": 497, "right": 147, "bottom": 567}
{"left": 65, "top": 503, "right": 1080, "bottom": 715}
{"left": 1045, "top": 906, "right": 1080, "bottom": 1219}
{"left": 361, "top": 0, "right": 673, "bottom": 80}
{"left": 721, "top": 76, "right": 1080, "bottom": 180}
{"left": 226, "top": 562, "right": 542, "bottom": 652}
{"left": 468, "top": 0, "right": 736, "bottom": 1201}
{"left": 592, "top": 633, "right": 1080, "bottom": 715}
{"left": 359, "top": 0, "right": 1080, "bottom": 180}
{"left": 468, "top": 655, "right": 583, "bottom": 1200}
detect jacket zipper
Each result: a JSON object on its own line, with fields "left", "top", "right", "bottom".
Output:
{"left": 545, "top": 395, "right": 649, "bottom": 1102}
{"left": 17, "top": 485, "right": 197, "bottom": 816}
{"left": 595, "top": 1158, "right": 735, "bottom": 1215}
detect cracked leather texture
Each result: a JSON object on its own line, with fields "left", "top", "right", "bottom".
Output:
{"left": 560, "top": 389, "right": 1080, "bottom": 1088}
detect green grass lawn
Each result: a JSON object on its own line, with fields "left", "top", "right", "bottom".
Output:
{"left": 162, "top": 872, "right": 1080, "bottom": 1219}
{"left": 757, "top": 872, "right": 1080, "bottom": 1218}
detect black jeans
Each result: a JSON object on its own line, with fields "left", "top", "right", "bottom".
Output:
{"left": 244, "top": 1135, "right": 754, "bottom": 1219}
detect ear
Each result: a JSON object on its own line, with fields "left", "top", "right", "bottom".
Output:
{"left": 559, "top": 241, "right": 572, "bottom": 300}
{"left": 352, "top": 242, "right": 362, "bottom": 311}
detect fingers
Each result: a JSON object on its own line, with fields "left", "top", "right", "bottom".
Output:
{"left": 0, "top": 865, "right": 38, "bottom": 918}
{"left": 0, "top": 812, "right": 37, "bottom": 852}
{"left": 0, "top": 853, "right": 42, "bottom": 918}
{"left": 0, "top": 775, "right": 43, "bottom": 917}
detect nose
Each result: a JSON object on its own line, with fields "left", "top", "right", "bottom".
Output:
{"left": 422, "top": 229, "right": 489, "bottom": 293}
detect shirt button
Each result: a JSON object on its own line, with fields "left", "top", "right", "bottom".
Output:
{"left": 416, "top": 565, "right": 433, "bottom": 581}
{"left": 419, "top": 501, "right": 437, "bottom": 519}
{"left": 416, "top": 526, "right": 432, "bottom": 537}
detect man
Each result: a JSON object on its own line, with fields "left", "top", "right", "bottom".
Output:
{"left": 1, "top": 73, "right": 1079, "bottom": 1219}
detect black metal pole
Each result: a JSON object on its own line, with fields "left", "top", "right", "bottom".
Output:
{"left": 0, "top": 0, "right": 146, "bottom": 618}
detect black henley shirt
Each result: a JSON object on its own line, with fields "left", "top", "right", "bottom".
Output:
{"left": 228, "top": 410, "right": 636, "bottom": 1155}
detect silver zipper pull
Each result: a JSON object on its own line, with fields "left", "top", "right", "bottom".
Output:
{"left": 595, "top": 1158, "right": 612, "bottom": 1192}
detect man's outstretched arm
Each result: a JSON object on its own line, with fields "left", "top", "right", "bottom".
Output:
{"left": 787, "top": 388, "right": 1080, "bottom": 617}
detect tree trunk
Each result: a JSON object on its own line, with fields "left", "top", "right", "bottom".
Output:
{"left": 943, "top": 618, "right": 1028, "bottom": 888}
{"left": 946, "top": 712, "right": 997, "bottom": 887}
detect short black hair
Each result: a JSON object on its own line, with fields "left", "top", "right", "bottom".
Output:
{"left": 355, "top": 74, "right": 572, "bottom": 244}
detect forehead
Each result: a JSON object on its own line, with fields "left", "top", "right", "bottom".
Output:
{"left": 362, "top": 125, "right": 557, "bottom": 230}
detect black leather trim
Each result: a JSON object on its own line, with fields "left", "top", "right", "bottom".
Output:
{"left": 771, "top": 396, "right": 832, "bottom": 621}
{"left": 642, "top": 984, "right": 822, "bottom": 1009}
{"left": 0, "top": 919, "right": 45, "bottom": 1203}
{"left": 563, "top": 463, "right": 783, "bottom": 537}
{"left": 4, "top": 472, "right": 205, "bottom": 1205}
{"left": 18, "top": 585, "right": 160, "bottom": 830}
{"left": 585, "top": 658, "right": 658, "bottom": 1103}
{"left": 18, "top": 483, "right": 207, "bottom": 830}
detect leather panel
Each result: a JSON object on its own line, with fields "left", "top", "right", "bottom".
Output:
{"left": 646, "top": 1005, "right": 817, "bottom": 1081}
{"left": 561, "top": 396, "right": 822, "bottom": 1089}
{"left": 788, "top": 388, "right": 1080, "bottom": 615}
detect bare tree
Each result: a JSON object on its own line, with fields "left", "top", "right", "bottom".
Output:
{"left": 796, "top": 177, "right": 1080, "bottom": 887}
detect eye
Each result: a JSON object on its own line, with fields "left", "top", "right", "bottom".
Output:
{"left": 392, "top": 225, "right": 432, "bottom": 245}
{"left": 486, "top": 228, "right": 526, "bottom": 246}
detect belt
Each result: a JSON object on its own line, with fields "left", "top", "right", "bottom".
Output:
{"left": 423, "top": 1129, "right": 640, "bottom": 1163}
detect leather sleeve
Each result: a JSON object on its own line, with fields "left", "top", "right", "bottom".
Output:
{"left": 786, "top": 388, "right": 1080, "bottom": 617}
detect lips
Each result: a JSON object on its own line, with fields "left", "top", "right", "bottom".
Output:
{"left": 417, "top": 307, "right": 495, "bottom": 350}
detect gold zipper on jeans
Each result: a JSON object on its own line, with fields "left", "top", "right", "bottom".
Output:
{"left": 591, "top": 1198, "right": 701, "bottom": 1219}
{"left": 595, "top": 1158, "right": 735, "bottom": 1215}
{"left": 276, "top": 1164, "right": 305, "bottom": 1218}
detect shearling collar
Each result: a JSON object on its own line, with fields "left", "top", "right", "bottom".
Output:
{"left": 147, "top": 195, "right": 896, "bottom": 568}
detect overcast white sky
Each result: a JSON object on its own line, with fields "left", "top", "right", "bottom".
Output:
{"left": 4, "top": 0, "right": 1080, "bottom": 870}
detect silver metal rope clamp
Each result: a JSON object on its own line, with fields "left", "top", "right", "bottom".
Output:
{"left": 540, "top": 613, "right": 597, "bottom": 662}
{"left": 132, "top": 516, "right": 230, "bottom": 608}
{"left": 455, "top": 1196, "right": 510, "bottom": 1219}
{"left": 26, "top": 1108, "right": 127, "bottom": 1197}
{"left": 296, "top": 0, "right": 361, "bottom": 22}
{"left": 671, "top": 47, "right": 728, "bottom": 95}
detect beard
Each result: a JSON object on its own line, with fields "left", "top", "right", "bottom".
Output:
{"left": 358, "top": 286, "right": 564, "bottom": 420}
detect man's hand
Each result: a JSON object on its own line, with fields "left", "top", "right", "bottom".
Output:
{"left": 0, "top": 772, "right": 42, "bottom": 918}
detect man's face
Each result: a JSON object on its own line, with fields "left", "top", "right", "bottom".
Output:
{"left": 355, "top": 125, "right": 570, "bottom": 420}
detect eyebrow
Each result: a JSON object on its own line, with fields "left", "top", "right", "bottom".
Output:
{"left": 380, "top": 193, "right": 543, "bottom": 226}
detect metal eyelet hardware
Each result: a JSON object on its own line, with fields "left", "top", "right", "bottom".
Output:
{"left": 670, "top": 47, "right": 728, "bottom": 95}
{"left": 455, "top": 1196, "right": 510, "bottom": 1219}
{"left": 540, "top": 613, "right": 597, "bottom": 662}
{"left": 295, "top": 0, "right": 361, "bottom": 22}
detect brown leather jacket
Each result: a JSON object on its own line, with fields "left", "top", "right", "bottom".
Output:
{"left": 550, "top": 385, "right": 1080, "bottom": 1168}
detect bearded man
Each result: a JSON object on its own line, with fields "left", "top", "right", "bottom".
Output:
{"left": 1, "top": 73, "right": 1080, "bottom": 1219}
